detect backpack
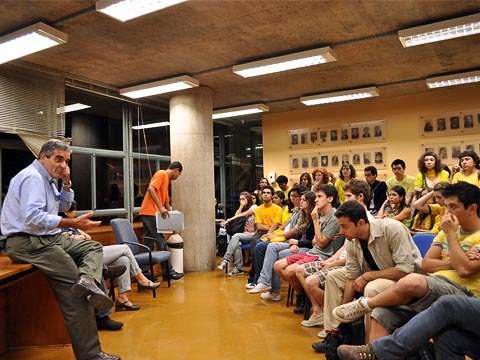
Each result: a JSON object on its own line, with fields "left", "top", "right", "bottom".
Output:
{"left": 326, "top": 317, "right": 365, "bottom": 360}
{"left": 225, "top": 216, "right": 247, "bottom": 236}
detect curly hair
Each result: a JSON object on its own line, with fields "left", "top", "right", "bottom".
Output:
{"left": 312, "top": 167, "right": 329, "bottom": 184}
{"left": 417, "top": 150, "right": 443, "bottom": 174}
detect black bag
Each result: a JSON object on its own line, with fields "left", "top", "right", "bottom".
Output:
{"left": 225, "top": 216, "right": 247, "bottom": 236}
{"left": 326, "top": 317, "right": 365, "bottom": 360}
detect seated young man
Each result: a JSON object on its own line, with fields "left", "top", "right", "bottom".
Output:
{"left": 332, "top": 182, "right": 480, "bottom": 343}
{"left": 337, "top": 295, "right": 480, "bottom": 360}
{"left": 302, "top": 179, "right": 373, "bottom": 328}
{"left": 273, "top": 184, "right": 344, "bottom": 313}
{"left": 312, "top": 200, "right": 423, "bottom": 353}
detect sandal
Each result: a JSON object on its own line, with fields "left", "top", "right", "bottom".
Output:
{"left": 115, "top": 300, "right": 140, "bottom": 311}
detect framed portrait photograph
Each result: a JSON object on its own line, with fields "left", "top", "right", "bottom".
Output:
{"left": 331, "top": 155, "right": 339, "bottom": 167}
{"left": 340, "top": 128, "right": 349, "bottom": 141}
{"left": 300, "top": 133, "right": 308, "bottom": 145}
{"left": 320, "top": 155, "right": 328, "bottom": 167}
{"left": 362, "top": 152, "right": 371, "bottom": 165}
{"left": 438, "top": 146, "right": 448, "bottom": 160}
{"left": 464, "top": 143, "right": 476, "bottom": 152}
{"left": 330, "top": 129, "right": 338, "bottom": 142}
{"left": 423, "top": 119, "right": 434, "bottom": 132}
{"left": 291, "top": 157, "right": 299, "bottom": 170}
{"left": 437, "top": 118, "right": 446, "bottom": 131}
{"left": 319, "top": 130, "right": 328, "bottom": 143}
{"left": 464, "top": 114, "right": 474, "bottom": 129}
{"left": 301, "top": 156, "right": 309, "bottom": 169}
{"left": 290, "top": 133, "right": 298, "bottom": 146}
{"left": 374, "top": 151, "right": 384, "bottom": 164}
{"left": 450, "top": 116, "right": 460, "bottom": 130}
{"left": 311, "top": 156, "right": 319, "bottom": 168}
{"left": 341, "top": 153, "right": 350, "bottom": 165}
{"left": 451, "top": 145, "right": 461, "bottom": 159}
{"left": 352, "top": 153, "right": 361, "bottom": 165}
{"left": 310, "top": 131, "right": 318, "bottom": 144}
{"left": 351, "top": 127, "right": 360, "bottom": 140}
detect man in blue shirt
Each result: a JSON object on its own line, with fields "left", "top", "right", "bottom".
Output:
{"left": 0, "top": 140, "right": 119, "bottom": 360}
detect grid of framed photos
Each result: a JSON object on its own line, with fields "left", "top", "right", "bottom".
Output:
{"left": 420, "top": 109, "right": 480, "bottom": 138}
{"left": 288, "top": 120, "right": 386, "bottom": 148}
{"left": 421, "top": 141, "right": 480, "bottom": 165}
{"left": 290, "top": 147, "right": 387, "bottom": 174}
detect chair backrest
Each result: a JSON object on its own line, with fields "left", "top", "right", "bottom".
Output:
{"left": 412, "top": 233, "right": 436, "bottom": 257}
{"left": 111, "top": 218, "right": 140, "bottom": 255}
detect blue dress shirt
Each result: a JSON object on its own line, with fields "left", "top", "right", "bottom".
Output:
{"left": 1, "top": 160, "right": 74, "bottom": 236}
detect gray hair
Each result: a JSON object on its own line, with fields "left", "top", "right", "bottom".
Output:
{"left": 39, "top": 139, "right": 71, "bottom": 159}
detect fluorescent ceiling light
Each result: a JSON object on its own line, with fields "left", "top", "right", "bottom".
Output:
{"left": 96, "top": 0, "right": 188, "bottom": 22}
{"left": 120, "top": 75, "right": 199, "bottom": 99}
{"left": 57, "top": 103, "right": 92, "bottom": 114}
{"left": 0, "top": 22, "right": 68, "bottom": 64}
{"left": 426, "top": 70, "right": 480, "bottom": 89}
{"left": 398, "top": 13, "right": 480, "bottom": 47}
{"left": 132, "top": 122, "right": 170, "bottom": 130}
{"left": 300, "top": 87, "right": 379, "bottom": 106}
{"left": 232, "top": 47, "right": 337, "bottom": 78}
{"left": 213, "top": 103, "right": 269, "bottom": 119}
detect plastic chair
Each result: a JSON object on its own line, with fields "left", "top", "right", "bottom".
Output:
{"left": 111, "top": 218, "right": 171, "bottom": 298}
{"left": 412, "top": 233, "right": 436, "bottom": 257}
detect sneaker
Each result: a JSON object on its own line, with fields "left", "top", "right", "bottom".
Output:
{"left": 337, "top": 344, "right": 377, "bottom": 360}
{"left": 301, "top": 313, "right": 324, "bottom": 327}
{"left": 317, "top": 329, "right": 327, "bottom": 338}
{"left": 217, "top": 260, "right": 228, "bottom": 271}
{"left": 228, "top": 268, "right": 245, "bottom": 276}
{"left": 245, "top": 282, "right": 256, "bottom": 289}
{"left": 248, "top": 282, "right": 272, "bottom": 294}
{"left": 332, "top": 297, "right": 371, "bottom": 323}
{"left": 260, "top": 292, "right": 281, "bottom": 301}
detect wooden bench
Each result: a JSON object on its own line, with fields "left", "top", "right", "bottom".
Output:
{"left": 0, "top": 254, "right": 69, "bottom": 356}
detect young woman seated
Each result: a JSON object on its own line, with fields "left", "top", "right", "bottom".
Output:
{"left": 61, "top": 201, "right": 160, "bottom": 311}
{"left": 376, "top": 185, "right": 412, "bottom": 227}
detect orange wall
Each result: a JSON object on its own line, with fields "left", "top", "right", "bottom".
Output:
{"left": 262, "top": 84, "right": 480, "bottom": 184}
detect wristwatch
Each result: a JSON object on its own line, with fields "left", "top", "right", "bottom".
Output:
{"left": 63, "top": 181, "right": 72, "bottom": 189}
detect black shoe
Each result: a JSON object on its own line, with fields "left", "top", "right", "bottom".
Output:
{"left": 164, "top": 271, "right": 184, "bottom": 281}
{"left": 312, "top": 341, "right": 326, "bottom": 353}
{"left": 71, "top": 278, "right": 114, "bottom": 310}
{"left": 294, "top": 295, "right": 306, "bottom": 314}
{"left": 102, "top": 264, "right": 127, "bottom": 278}
{"left": 88, "top": 351, "right": 121, "bottom": 360}
{"left": 96, "top": 316, "right": 123, "bottom": 331}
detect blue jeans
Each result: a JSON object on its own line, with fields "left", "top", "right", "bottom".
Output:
{"left": 372, "top": 295, "right": 480, "bottom": 360}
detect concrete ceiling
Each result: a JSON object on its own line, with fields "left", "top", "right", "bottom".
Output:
{"left": 1, "top": 0, "right": 480, "bottom": 124}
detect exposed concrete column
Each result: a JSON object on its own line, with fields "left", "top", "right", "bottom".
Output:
{"left": 169, "top": 87, "right": 215, "bottom": 272}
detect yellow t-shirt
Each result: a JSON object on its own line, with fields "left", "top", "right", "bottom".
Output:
{"left": 281, "top": 206, "right": 293, "bottom": 225}
{"left": 452, "top": 171, "right": 480, "bottom": 187}
{"left": 386, "top": 175, "right": 416, "bottom": 195}
{"left": 414, "top": 170, "right": 450, "bottom": 190}
{"left": 432, "top": 230, "right": 480, "bottom": 296}
{"left": 335, "top": 179, "right": 347, "bottom": 204}
{"left": 254, "top": 203, "right": 283, "bottom": 228}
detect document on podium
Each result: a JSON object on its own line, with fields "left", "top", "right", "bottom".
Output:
{"left": 156, "top": 210, "right": 185, "bottom": 233}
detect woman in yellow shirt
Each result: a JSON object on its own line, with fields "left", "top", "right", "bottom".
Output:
{"left": 452, "top": 150, "right": 480, "bottom": 187}
{"left": 414, "top": 150, "right": 450, "bottom": 197}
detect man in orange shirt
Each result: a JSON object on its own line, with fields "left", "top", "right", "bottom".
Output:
{"left": 139, "top": 161, "right": 183, "bottom": 280}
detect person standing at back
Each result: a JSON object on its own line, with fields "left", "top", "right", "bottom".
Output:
{"left": 386, "top": 159, "right": 416, "bottom": 206}
{"left": 363, "top": 166, "right": 387, "bottom": 216}
{"left": 0, "top": 139, "right": 119, "bottom": 360}
{"left": 139, "top": 161, "right": 184, "bottom": 280}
